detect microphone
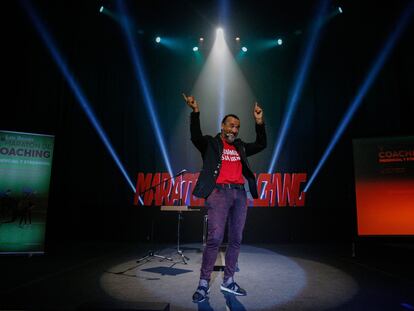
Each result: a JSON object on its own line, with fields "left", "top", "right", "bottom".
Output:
{"left": 174, "top": 169, "right": 187, "bottom": 177}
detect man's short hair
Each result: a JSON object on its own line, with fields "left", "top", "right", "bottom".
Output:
{"left": 221, "top": 114, "right": 240, "bottom": 124}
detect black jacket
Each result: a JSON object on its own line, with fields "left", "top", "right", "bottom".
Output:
{"left": 190, "top": 111, "right": 267, "bottom": 199}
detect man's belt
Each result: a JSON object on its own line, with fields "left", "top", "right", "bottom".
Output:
{"left": 215, "top": 183, "right": 245, "bottom": 190}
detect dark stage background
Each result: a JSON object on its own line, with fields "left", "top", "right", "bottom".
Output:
{"left": 3, "top": 0, "right": 413, "bottom": 250}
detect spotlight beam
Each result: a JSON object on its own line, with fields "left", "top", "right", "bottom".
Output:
{"left": 218, "top": 68, "right": 226, "bottom": 130}
{"left": 215, "top": 27, "right": 227, "bottom": 130}
{"left": 304, "top": 2, "right": 414, "bottom": 193}
{"left": 267, "top": 0, "right": 329, "bottom": 174}
{"left": 20, "top": 0, "right": 140, "bottom": 203}
{"left": 116, "top": 1, "right": 174, "bottom": 181}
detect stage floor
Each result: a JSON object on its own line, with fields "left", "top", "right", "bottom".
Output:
{"left": 0, "top": 242, "right": 413, "bottom": 310}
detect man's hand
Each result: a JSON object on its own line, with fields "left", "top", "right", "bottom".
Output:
{"left": 253, "top": 102, "right": 264, "bottom": 124}
{"left": 182, "top": 93, "right": 199, "bottom": 112}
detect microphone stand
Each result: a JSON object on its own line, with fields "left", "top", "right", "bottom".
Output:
{"left": 176, "top": 172, "right": 190, "bottom": 264}
{"left": 136, "top": 170, "right": 187, "bottom": 263}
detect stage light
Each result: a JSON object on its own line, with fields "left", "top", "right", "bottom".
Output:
{"left": 97, "top": 5, "right": 120, "bottom": 23}
{"left": 199, "top": 37, "right": 204, "bottom": 42}
{"left": 277, "top": 38, "right": 283, "bottom": 46}
{"left": 304, "top": 1, "right": 414, "bottom": 193}
{"left": 193, "top": 46, "right": 199, "bottom": 52}
{"left": 153, "top": 36, "right": 187, "bottom": 51}
{"left": 241, "top": 46, "right": 248, "bottom": 52}
{"left": 235, "top": 37, "right": 240, "bottom": 41}
{"left": 216, "top": 27, "right": 223, "bottom": 36}
{"left": 324, "top": 5, "right": 344, "bottom": 23}
{"left": 21, "top": 0, "right": 139, "bottom": 201}
{"left": 153, "top": 37, "right": 181, "bottom": 50}
{"left": 267, "top": 0, "right": 329, "bottom": 175}
{"left": 117, "top": 0, "right": 174, "bottom": 183}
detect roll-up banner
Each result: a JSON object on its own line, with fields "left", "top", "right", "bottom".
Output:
{"left": 0, "top": 130, "right": 54, "bottom": 254}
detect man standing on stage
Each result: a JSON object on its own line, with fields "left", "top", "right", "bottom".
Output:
{"left": 183, "top": 94, "right": 267, "bottom": 303}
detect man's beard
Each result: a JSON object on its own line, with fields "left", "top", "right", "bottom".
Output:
{"left": 224, "top": 132, "right": 236, "bottom": 143}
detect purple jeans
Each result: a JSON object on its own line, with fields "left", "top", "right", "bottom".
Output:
{"left": 200, "top": 187, "right": 248, "bottom": 282}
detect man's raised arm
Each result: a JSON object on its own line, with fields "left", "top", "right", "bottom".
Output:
{"left": 244, "top": 102, "right": 267, "bottom": 156}
{"left": 182, "top": 93, "right": 207, "bottom": 153}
